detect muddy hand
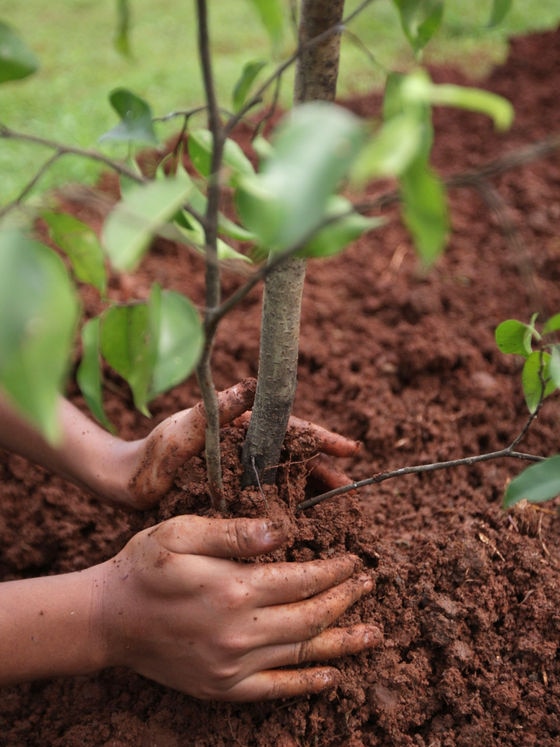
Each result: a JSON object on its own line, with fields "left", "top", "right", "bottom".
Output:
{"left": 288, "top": 414, "right": 361, "bottom": 491}
{"left": 236, "top": 411, "right": 361, "bottom": 491}
{"left": 99, "top": 515, "right": 382, "bottom": 701}
{"left": 127, "top": 379, "right": 257, "bottom": 508}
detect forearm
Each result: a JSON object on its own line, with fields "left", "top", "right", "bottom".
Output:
{"left": 0, "top": 394, "right": 138, "bottom": 505}
{"left": 0, "top": 567, "right": 108, "bottom": 685}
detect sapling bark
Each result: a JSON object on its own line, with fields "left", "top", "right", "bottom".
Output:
{"left": 241, "top": 0, "right": 346, "bottom": 486}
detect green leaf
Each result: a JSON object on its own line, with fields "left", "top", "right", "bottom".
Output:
{"left": 0, "top": 22, "right": 39, "bottom": 84}
{"left": 99, "top": 286, "right": 203, "bottom": 414}
{"left": 401, "top": 70, "right": 514, "bottom": 131}
{"left": 0, "top": 230, "right": 79, "bottom": 441}
{"left": 245, "top": 0, "right": 285, "bottom": 50}
{"left": 103, "top": 172, "right": 193, "bottom": 271}
{"left": 151, "top": 290, "right": 204, "bottom": 397}
{"left": 43, "top": 212, "right": 107, "bottom": 294}
{"left": 232, "top": 60, "right": 267, "bottom": 112}
{"left": 400, "top": 157, "right": 448, "bottom": 264}
{"left": 236, "top": 101, "right": 367, "bottom": 251}
{"left": 299, "top": 197, "right": 384, "bottom": 258}
{"left": 100, "top": 88, "right": 157, "bottom": 145}
{"left": 172, "top": 210, "right": 252, "bottom": 264}
{"left": 188, "top": 130, "right": 255, "bottom": 183}
{"left": 549, "top": 345, "right": 560, "bottom": 389}
{"left": 521, "top": 351, "right": 555, "bottom": 414}
{"left": 115, "top": 0, "right": 132, "bottom": 57}
{"left": 100, "top": 301, "right": 155, "bottom": 415}
{"left": 488, "top": 0, "right": 512, "bottom": 27}
{"left": 543, "top": 313, "right": 560, "bottom": 334}
{"left": 392, "top": 0, "right": 444, "bottom": 56}
{"left": 503, "top": 455, "right": 560, "bottom": 508}
{"left": 495, "top": 319, "right": 535, "bottom": 356}
{"left": 351, "top": 113, "right": 424, "bottom": 185}
{"left": 77, "top": 318, "right": 114, "bottom": 431}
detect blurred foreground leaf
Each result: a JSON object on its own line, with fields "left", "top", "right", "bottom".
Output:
{"left": 0, "top": 230, "right": 79, "bottom": 441}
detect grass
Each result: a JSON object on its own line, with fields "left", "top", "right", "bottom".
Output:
{"left": 1, "top": 0, "right": 559, "bottom": 205}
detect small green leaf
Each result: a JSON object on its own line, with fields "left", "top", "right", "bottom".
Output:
{"left": 103, "top": 172, "right": 193, "bottom": 271}
{"left": 400, "top": 157, "right": 448, "bottom": 265}
{"left": 392, "top": 0, "right": 444, "bottom": 56}
{"left": 488, "top": 0, "right": 512, "bottom": 27}
{"left": 188, "top": 130, "right": 255, "bottom": 183}
{"left": 0, "top": 22, "right": 39, "bottom": 84}
{"left": 115, "top": 0, "right": 132, "bottom": 57}
{"left": 172, "top": 210, "right": 252, "bottom": 264}
{"left": 99, "top": 286, "right": 203, "bottom": 414}
{"left": 401, "top": 70, "right": 514, "bottom": 131}
{"left": 100, "top": 88, "right": 157, "bottom": 145}
{"left": 543, "top": 313, "right": 560, "bottom": 334}
{"left": 77, "top": 318, "right": 114, "bottom": 431}
{"left": 245, "top": 0, "right": 285, "bottom": 49}
{"left": 100, "top": 301, "right": 154, "bottom": 415}
{"left": 521, "top": 351, "right": 554, "bottom": 414}
{"left": 495, "top": 319, "right": 535, "bottom": 356}
{"left": 351, "top": 113, "right": 424, "bottom": 185}
{"left": 0, "top": 230, "right": 79, "bottom": 441}
{"left": 549, "top": 345, "right": 560, "bottom": 389}
{"left": 151, "top": 290, "right": 204, "bottom": 397}
{"left": 43, "top": 212, "right": 107, "bottom": 294}
{"left": 298, "top": 197, "right": 384, "bottom": 258}
{"left": 504, "top": 455, "right": 560, "bottom": 508}
{"left": 236, "top": 102, "right": 367, "bottom": 251}
{"left": 232, "top": 59, "right": 267, "bottom": 112}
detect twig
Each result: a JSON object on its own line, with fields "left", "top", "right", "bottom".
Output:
{"left": 297, "top": 447, "right": 544, "bottom": 512}
{"left": 193, "top": 0, "right": 227, "bottom": 511}
{"left": 0, "top": 124, "right": 146, "bottom": 219}
{"left": 297, "top": 406, "right": 545, "bottom": 511}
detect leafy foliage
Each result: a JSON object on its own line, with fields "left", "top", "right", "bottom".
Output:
{"left": 0, "top": 230, "right": 79, "bottom": 440}
{"left": 496, "top": 314, "right": 560, "bottom": 507}
{"left": 0, "top": 2, "right": 521, "bottom": 455}
{"left": 0, "top": 21, "right": 39, "bottom": 84}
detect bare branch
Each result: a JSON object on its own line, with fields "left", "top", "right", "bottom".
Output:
{"left": 297, "top": 447, "right": 544, "bottom": 512}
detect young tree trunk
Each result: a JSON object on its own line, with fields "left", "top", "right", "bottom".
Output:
{"left": 241, "top": 0, "right": 345, "bottom": 486}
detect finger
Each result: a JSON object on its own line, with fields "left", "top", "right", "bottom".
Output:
{"left": 287, "top": 415, "right": 361, "bottom": 458}
{"left": 218, "top": 666, "right": 341, "bottom": 702}
{"left": 152, "top": 515, "right": 288, "bottom": 558}
{"left": 308, "top": 454, "right": 355, "bottom": 491}
{"left": 253, "top": 574, "right": 373, "bottom": 646}
{"left": 174, "top": 377, "right": 257, "bottom": 458}
{"left": 258, "top": 623, "right": 383, "bottom": 671}
{"left": 249, "top": 555, "right": 359, "bottom": 606}
{"left": 129, "top": 380, "right": 257, "bottom": 501}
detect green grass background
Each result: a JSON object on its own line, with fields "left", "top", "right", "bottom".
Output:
{"left": 1, "top": 0, "right": 559, "bottom": 204}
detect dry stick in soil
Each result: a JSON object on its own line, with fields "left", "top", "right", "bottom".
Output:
{"left": 193, "top": 0, "right": 229, "bottom": 511}
{"left": 297, "top": 404, "right": 545, "bottom": 511}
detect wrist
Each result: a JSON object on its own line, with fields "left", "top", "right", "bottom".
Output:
{"left": 0, "top": 566, "right": 109, "bottom": 685}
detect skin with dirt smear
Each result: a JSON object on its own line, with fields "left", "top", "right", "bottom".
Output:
{"left": 0, "top": 380, "right": 380, "bottom": 700}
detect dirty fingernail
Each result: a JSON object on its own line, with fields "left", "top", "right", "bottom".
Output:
{"left": 358, "top": 573, "right": 374, "bottom": 592}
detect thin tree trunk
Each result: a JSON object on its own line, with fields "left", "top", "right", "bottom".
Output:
{"left": 241, "top": 0, "right": 345, "bottom": 485}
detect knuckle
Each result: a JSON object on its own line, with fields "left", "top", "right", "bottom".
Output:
{"left": 224, "top": 520, "right": 253, "bottom": 556}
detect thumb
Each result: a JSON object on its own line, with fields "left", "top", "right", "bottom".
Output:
{"left": 153, "top": 515, "right": 288, "bottom": 558}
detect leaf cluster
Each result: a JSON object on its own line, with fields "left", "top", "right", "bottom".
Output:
{"left": 495, "top": 314, "right": 560, "bottom": 508}
{"left": 0, "top": 1, "right": 516, "bottom": 444}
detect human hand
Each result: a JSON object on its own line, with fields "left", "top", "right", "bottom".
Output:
{"left": 235, "top": 411, "right": 362, "bottom": 492}
{"left": 122, "top": 378, "right": 258, "bottom": 509}
{"left": 97, "top": 515, "right": 381, "bottom": 701}
{"left": 123, "top": 379, "right": 359, "bottom": 509}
